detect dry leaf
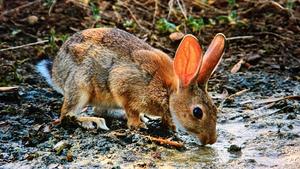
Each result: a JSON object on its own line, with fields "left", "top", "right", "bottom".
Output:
{"left": 231, "top": 59, "right": 245, "bottom": 73}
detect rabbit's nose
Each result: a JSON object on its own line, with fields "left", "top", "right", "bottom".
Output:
{"left": 199, "top": 133, "right": 217, "bottom": 145}
{"left": 207, "top": 135, "right": 217, "bottom": 144}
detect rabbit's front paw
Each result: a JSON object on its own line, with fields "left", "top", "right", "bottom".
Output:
{"left": 127, "top": 119, "right": 148, "bottom": 130}
{"left": 77, "top": 117, "right": 109, "bottom": 130}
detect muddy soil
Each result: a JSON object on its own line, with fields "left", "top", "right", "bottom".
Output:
{"left": 0, "top": 0, "right": 300, "bottom": 168}
{"left": 1, "top": 70, "right": 299, "bottom": 168}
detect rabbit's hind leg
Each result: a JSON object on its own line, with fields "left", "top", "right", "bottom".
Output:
{"left": 53, "top": 90, "right": 88, "bottom": 125}
{"left": 56, "top": 90, "right": 109, "bottom": 130}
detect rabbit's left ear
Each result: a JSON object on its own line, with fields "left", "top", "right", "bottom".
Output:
{"left": 198, "top": 33, "right": 226, "bottom": 84}
{"left": 173, "top": 35, "right": 203, "bottom": 88}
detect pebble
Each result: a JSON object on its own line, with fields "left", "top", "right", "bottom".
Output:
{"left": 53, "top": 140, "right": 68, "bottom": 154}
{"left": 27, "top": 15, "right": 38, "bottom": 25}
{"left": 286, "top": 114, "right": 296, "bottom": 120}
{"left": 169, "top": 32, "right": 184, "bottom": 41}
{"left": 227, "top": 144, "right": 242, "bottom": 153}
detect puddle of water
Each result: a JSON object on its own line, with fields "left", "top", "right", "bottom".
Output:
{"left": 151, "top": 118, "right": 297, "bottom": 168}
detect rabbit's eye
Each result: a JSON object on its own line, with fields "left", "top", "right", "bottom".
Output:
{"left": 193, "top": 107, "right": 203, "bottom": 119}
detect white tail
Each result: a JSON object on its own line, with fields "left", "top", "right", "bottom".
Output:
{"left": 36, "top": 60, "right": 63, "bottom": 94}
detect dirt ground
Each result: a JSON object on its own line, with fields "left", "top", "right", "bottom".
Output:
{"left": 0, "top": 0, "right": 299, "bottom": 168}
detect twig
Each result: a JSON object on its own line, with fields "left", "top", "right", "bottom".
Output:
{"left": 254, "top": 95, "right": 300, "bottom": 105}
{"left": 119, "top": 2, "right": 147, "bottom": 31}
{"left": 147, "top": 136, "right": 184, "bottom": 148}
{"left": 176, "top": 0, "right": 187, "bottom": 20}
{"left": 254, "top": 32, "right": 293, "bottom": 41}
{"left": 226, "top": 36, "right": 254, "bottom": 41}
{"left": 167, "top": 0, "right": 174, "bottom": 19}
{"left": 0, "top": 86, "right": 19, "bottom": 92}
{"left": 48, "top": 0, "right": 57, "bottom": 16}
{"left": 190, "top": 0, "right": 227, "bottom": 15}
{"left": 152, "top": 0, "right": 159, "bottom": 26}
{"left": 228, "top": 89, "right": 250, "bottom": 99}
{"left": 251, "top": 105, "right": 281, "bottom": 120}
{"left": 0, "top": 0, "right": 41, "bottom": 18}
{"left": 0, "top": 40, "right": 49, "bottom": 52}
{"left": 240, "top": 95, "right": 300, "bottom": 105}
{"left": 219, "top": 89, "right": 250, "bottom": 110}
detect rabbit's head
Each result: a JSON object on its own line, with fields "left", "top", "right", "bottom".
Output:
{"left": 169, "top": 34, "right": 226, "bottom": 145}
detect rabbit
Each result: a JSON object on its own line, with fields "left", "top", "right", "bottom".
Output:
{"left": 36, "top": 28, "right": 225, "bottom": 145}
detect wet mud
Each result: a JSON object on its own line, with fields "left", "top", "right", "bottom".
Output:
{"left": 1, "top": 69, "right": 299, "bottom": 168}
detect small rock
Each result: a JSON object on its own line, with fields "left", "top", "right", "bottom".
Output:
{"left": 136, "top": 162, "right": 147, "bottom": 168}
{"left": 151, "top": 151, "right": 161, "bottom": 159}
{"left": 24, "top": 153, "right": 36, "bottom": 161}
{"left": 286, "top": 114, "right": 296, "bottom": 120}
{"left": 227, "top": 144, "right": 242, "bottom": 153}
{"left": 66, "top": 150, "right": 73, "bottom": 162}
{"left": 53, "top": 140, "right": 68, "bottom": 154}
{"left": 247, "top": 159, "right": 256, "bottom": 163}
{"left": 27, "top": 15, "right": 38, "bottom": 25}
{"left": 287, "top": 124, "right": 293, "bottom": 130}
{"left": 169, "top": 32, "right": 185, "bottom": 41}
{"left": 48, "top": 164, "right": 60, "bottom": 169}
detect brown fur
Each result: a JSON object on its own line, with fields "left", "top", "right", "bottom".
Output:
{"left": 49, "top": 28, "right": 225, "bottom": 145}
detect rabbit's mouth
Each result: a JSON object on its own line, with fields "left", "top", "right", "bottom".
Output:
{"left": 186, "top": 128, "right": 217, "bottom": 145}
{"left": 197, "top": 133, "right": 217, "bottom": 145}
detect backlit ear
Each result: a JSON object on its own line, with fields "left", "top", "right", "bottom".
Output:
{"left": 173, "top": 35, "right": 203, "bottom": 88}
{"left": 198, "top": 33, "right": 226, "bottom": 84}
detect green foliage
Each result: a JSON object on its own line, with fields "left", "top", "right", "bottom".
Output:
{"left": 156, "top": 18, "right": 176, "bottom": 33}
{"left": 11, "top": 29, "right": 22, "bottom": 37}
{"left": 123, "top": 19, "right": 137, "bottom": 30}
{"left": 90, "top": 2, "right": 101, "bottom": 22}
{"left": 187, "top": 16, "right": 205, "bottom": 32}
{"left": 43, "top": 0, "right": 56, "bottom": 7}
{"left": 0, "top": 59, "right": 26, "bottom": 86}
{"left": 49, "top": 28, "right": 58, "bottom": 52}
{"left": 286, "top": 0, "right": 294, "bottom": 10}
{"left": 58, "top": 34, "right": 69, "bottom": 43}
{"left": 227, "top": 0, "right": 236, "bottom": 7}
{"left": 229, "top": 10, "right": 238, "bottom": 21}
{"left": 217, "top": 10, "right": 245, "bottom": 26}
{"left": 48, "top": 28, "right": 69, "bottom": 53}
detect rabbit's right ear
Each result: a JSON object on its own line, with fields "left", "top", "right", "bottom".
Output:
{"left": 173, "top": 35, "right": 203, "bottom": 88}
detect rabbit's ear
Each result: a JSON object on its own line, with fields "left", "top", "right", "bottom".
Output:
{"left": 173, "top": 35, "right": 203, "bottom": 88}
{"left": 198, "top": 33, "right": 226, "bottom": 84}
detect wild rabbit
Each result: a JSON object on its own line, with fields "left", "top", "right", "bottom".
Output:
{"left": 37, "top": 28, "right": 225, "bottom": 145}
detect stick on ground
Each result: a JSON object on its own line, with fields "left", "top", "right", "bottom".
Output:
{"left": 147, "top": 136, "right": 184, "bottom": 148}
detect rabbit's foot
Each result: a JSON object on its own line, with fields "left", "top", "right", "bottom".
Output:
{"left": 127, "top": 119, "right": 148, "bottom": 130}
{"left": 77, "top": 117, "right": 109, "bottom": 130}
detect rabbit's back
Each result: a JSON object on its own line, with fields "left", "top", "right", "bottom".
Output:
{"left": 60, "top": 28, "right": 152, "bottom": 63}
{"left": 51, "top": 28, "right": 170, "bottom": 111}
{"left": 52, "top": 28, "right": 154, "bottom": 88}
